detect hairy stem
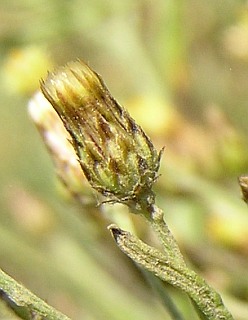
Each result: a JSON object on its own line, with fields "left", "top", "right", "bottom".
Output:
{"left": 109, "top": 225, "right": 233, "bottom": 320}
{"left": 147, "top": 204, "right": 187, "bottom": 266}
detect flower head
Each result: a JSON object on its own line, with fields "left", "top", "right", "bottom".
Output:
{"left": 40, "top": 60, "right": 161, "bottom": 208}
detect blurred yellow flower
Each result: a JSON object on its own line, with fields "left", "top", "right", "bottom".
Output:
{"left": 126, "top": 95, "right": 179, "bottom": 137}
{"left": 207, "top": 214, "right": 248, "bottom": 251}
{"left": 3, "top": 45, "right": 53, "bottom": 94}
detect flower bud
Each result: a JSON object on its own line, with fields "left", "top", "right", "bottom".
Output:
{"left": 40, "top": 60, "right": 161, "bottom": 207}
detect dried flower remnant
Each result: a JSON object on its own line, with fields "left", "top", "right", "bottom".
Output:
{"left": 40, "top": 60, "right": 162, "bottom": 209}
{"left": 239, "top": 175, "right": 248, "bottom": 204}
{"left": 28, "top": 91, "right": 95, "bottom": 206}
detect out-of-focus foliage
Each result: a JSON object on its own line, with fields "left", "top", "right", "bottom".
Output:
{"left": 0, "top": 1, "right": 247, "bottom": 319}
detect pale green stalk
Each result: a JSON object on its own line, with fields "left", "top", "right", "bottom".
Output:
{"left": 109, "top": 215, "right": 234, "bottom": 320}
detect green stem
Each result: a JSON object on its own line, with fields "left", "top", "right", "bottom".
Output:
{"left": 146, "top": 203, "right": 233, "bottom": 319}
{"left": 148, "top": 204, "right": 187, "bottom": 266}
{"left": 109, "top": 224, "right": 234, "bottom": 320}
{"left": 0, "top": 268, "right": 70, "bottom": 320}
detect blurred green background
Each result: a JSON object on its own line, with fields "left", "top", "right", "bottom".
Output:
{"left": 0, "top": 1, "right": 248, "bottom": 319}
